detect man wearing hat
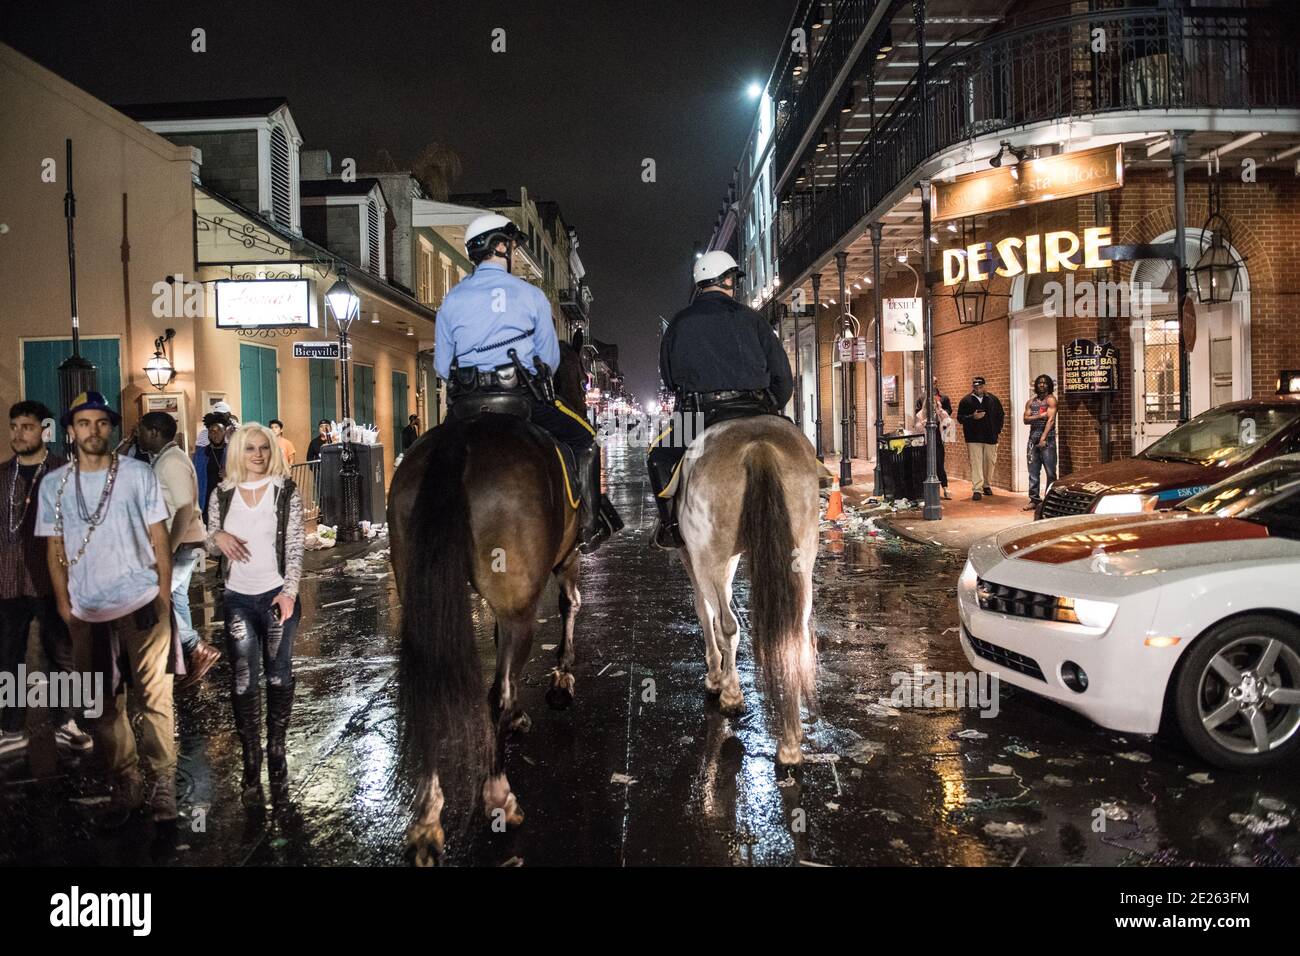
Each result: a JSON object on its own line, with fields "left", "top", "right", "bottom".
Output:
{"left": 35, "top": 392, "right": 181, "bottom": 827}
{"left": 956, "top": 377, "right": 1005, "bottom": 500}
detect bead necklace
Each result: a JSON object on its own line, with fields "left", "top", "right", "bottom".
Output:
{"left": 6, "top": 452, "right": 48, "bottom": 535}
{"left": 53, "top": 452, "right": 120, "bottom": 568}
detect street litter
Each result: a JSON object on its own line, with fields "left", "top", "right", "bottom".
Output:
{"left": 1115, "top": 751, "right": 1152, "bottom": 763}
{"left": 305, "top": 525, "right": 337, "bottom": 550}
{"left": 1257, "top": 797, "right": 1288, "bottom": 812}
{"left": 1004, "top": 744, "right": 1039, "bottom": 759}
{"left": 1041, "top": 775, "right": 1073, "bottom": 787}
{"left": 320, "top": 598, "right": 357, "bottom": 609}
{"left": 1099, "top": 801, "right": 1130, "bottom": 821}
{"left": 845, "top": 740, "right": 886, "bottom": 763}
{"left": 1187, "top": 772, "right": 1214, "bottom": 785}
{"left": 802, "top": 753, "right": 840, "bottom": 764}
{"left": 610, "top": 773, "right": 636, "bottom": 786}
{"left": 983, "top": 821, "right": 1039, "bottom": 838}
{"left": 825, "top": 802, "right": 840, "bottom": 811}
{"left": 607, "top": 670, "right": 626, "bottom": 678}
{"left": 863, "top": 701, "right": 901, "bottom": 718}
{"left": 1228, "top": 811, "right": 1291, "bottom": 834}
{"left": 542, "top": 644, "right": 557, "bottom": 651}
{"left": 1047, "top": 757, "right": 1081, "bottom": 768}
{"left": 952, "top": 729, "right": 988, "bottom": 740}
{"left": 69, "top": 796, "right": 111, "bottom": 806}
{"left": 989, "top": 763, "right": 1015, "bottom": 775}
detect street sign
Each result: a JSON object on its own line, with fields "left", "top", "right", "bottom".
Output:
{"left": 836, "top": 335, "right": 870, "bottom": 362}
{"left": 883, "top": 297, "right": 923, "bottom": 352}
{"left": 293, "top": 342, "right": 339, "bottom": 359}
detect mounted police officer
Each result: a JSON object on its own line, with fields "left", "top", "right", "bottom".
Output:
{"left": 647, "top": 250, "right": 794, "bottom": 548}
{"left": 434, "top": 213, "right": 621, "bottom": 553}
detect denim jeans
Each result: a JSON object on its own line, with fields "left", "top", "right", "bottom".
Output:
{"left": 171, "top": 545, "right": 202, "bottom": 654}
{"left": 1028, "top": 436, "right": 1058, "bottom": 503}
{"left": 222, "top": 587, "right": 300, "bottom": 696}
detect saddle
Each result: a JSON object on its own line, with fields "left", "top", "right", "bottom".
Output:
{"left": 661, "top": 395, "right": 780, "bottom": 498}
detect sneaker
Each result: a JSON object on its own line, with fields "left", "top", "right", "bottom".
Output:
{"left": 0, "top": 730, "right": 29, "bottom": 759}
{"left": 54, "top": 719, "right": 94, "bottom": 752}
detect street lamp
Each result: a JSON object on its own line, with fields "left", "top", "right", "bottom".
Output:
{"left": 325, "top": 266, "right": 363, "bottom": 544}
{"left": 1192, "top": 177, "right": 1245, "bottom": 305}
{"left": 143, "top": 329, "right": 176, "bottom": 390}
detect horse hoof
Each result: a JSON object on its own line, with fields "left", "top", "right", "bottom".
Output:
{"left": 719, "top": 692, "right": 746, "bottom": 717}
{"left": 546, "top": 670, "right": 575, "bottom": 710}
{"left": 776, "top": 743, "right": 804, "bottom": 770}
{"left": 483, "top": 776, "right": 525, "bottom": 829}
{"left": 509, "top": 711, "right": 532, "bottom": 734}
{"left": 704, "top": 674, "right": 723, "bottom": 695}
{"left": 406, "top": 822, "right": 446, "bottom": 867}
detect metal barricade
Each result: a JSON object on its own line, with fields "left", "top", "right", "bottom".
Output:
{"left": 291, "top": 460, "right": 322, "bottom": 523}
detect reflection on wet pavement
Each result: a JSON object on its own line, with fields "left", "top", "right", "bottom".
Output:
{"left": 2, "top": 434, "right": 1297, "bottom": 866}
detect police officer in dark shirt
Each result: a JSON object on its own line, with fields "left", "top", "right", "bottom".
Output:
{"left": 647, "top": 251, "right": 794, "bottom": 548}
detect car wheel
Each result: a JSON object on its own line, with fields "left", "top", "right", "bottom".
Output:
{"left": 1173, "top": 614, "right": 1300, "bottom": 770}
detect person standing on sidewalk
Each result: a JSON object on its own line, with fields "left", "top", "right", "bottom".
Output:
{"left": 0, "top": 401, "right": 93, "bottom": 758}
{"left": 956, "top": 376, "right": 1005, "bottom": 501}
{"left": 914, "top": 395, "right": 953, "bottom": 500}
{"left": 401, "top": 414, "right": 419, "bottom": 452}
{"left": 305, "top": 419, "right": 331, "bottom": 464}
{"left": 136, "top": 412, "right": 221, "bottom": 692}
{"left": 269, "top": 419, "right": 296, "bottom": 466}
{"left": 36, "top": 392, "right": 181, "bottom": 828}
{"left": 194, "top": 412, "right": 231, "bottom": 524}
{"left": 1023, "top": 374, "right": 1059, "bottom": 511}
{"left": 205, "top": 423, "right": 304, "bottom": 807}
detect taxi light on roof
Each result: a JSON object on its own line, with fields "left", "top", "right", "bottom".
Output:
{"left": 1145, "top": 636, "right": 1182, "bottom": 648}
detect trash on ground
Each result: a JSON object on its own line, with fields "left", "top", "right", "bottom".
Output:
{"left": 1041, "top": 775, "right": 1073, "bottom": 787}
{"left": 1099, "top": 801, "right": 1130, "bottom": 821}
{"left": 989, "top": 763, "right": 1015, "bottom": 775}
{"left": 1187, "top": 772, "right": 1214, "bottom": 785}
{"left": 952, "top": 729, "right": 988, "bottom": 740}
{"left": 984, "top": 821, "right": 1039, "bottom": 838}
{"left": 1228, "top": 811, "right": 1291, "bottom": 834}
{"left": 1115, "top": 751, "right": 1152, "bottom": 763}
{"left": 610, "top": 773, "right": 636, "bottom": 786}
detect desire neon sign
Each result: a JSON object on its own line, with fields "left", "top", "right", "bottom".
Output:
{"left": 943, "top": 227, "right": 1113, "bottom": 286}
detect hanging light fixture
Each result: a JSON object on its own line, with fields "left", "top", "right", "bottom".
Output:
{"left": 325, "top": 268, "right": 360, "bottom": 328}
{"left": 1192, "top": 175, "right": 1245, "bottom": 304}
{"left": 947, "top": 220, "right": 1006, "bottom": 326}
{"left": 143, "top": 328, "right": 176, "bottom": 390}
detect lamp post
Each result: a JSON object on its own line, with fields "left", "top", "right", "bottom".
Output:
{"left": 326, "top": 267, "right": 363, "bottom": 544}
{"left": 836, "top": 251, "right": 853, "bottom": 486}
{"left": 58, "top": 138, "right": 97, "bottom": 451}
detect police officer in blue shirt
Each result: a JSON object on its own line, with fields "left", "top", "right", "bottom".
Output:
{"left": 435, "top": 213, "right": 621, "bottom": 552}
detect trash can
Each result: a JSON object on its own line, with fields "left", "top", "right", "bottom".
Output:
{"left": 877, "top": 433, "right": 927, "bottom": 502}
{"left": 319, "top": 442, "right": 387, "bottom": 526}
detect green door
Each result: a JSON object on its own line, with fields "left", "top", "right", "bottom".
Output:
{"left": 239, "top": 343, "right": 279, "bottom": 425}
{"left": 391, "top": 370, "right": 409, "bottom": 454}
{"left": 22, "top": 338, "right": 122, "bottom": 443}
{"left": 352, "top": 364, "right": 375, "bottom": 426}
{"left": 309, "top": 357, "right": 338, "bottom": 427}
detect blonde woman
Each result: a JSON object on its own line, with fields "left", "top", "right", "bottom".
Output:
{"left": 205, "top": 423, "right": 304, "bottom": 807}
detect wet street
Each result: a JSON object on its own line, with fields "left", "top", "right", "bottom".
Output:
{"left": 2, "top": 435, "right": 1298, "bottom": 868}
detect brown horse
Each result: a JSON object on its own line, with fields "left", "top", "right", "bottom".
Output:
{"left": 388, "top": 344, "right": 588, "bottom": 865}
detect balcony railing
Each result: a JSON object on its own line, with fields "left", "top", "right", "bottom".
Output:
{"left": 778, "top": 4, "right": 1299, "bottom": 289}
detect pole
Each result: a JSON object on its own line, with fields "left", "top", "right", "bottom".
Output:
{"left": 57, "top": 138, "right": 97, "bottom": 450}
{"left": 792, "top": 304, "right": 803, "bottom": 428}
{"left": 871, "top": 222, "right": 885, "bottom": 495}
{"left": 336, "top": 310, "right": 362, "bottom": 543}
{"left": 920, "top": 180, "right": 941, "bottom": 520}
{"left": 836, "top": 251, "right": 852, "bottom": 486}
{"left": 811, "top": 272, "right": 824, "bottom": 460}
{"left": 1172, "top": 130, "right": 1191, "bottom": 424}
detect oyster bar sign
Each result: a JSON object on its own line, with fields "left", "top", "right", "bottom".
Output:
{"left": 215, "top": 279, "right": 316, "bottom": 329}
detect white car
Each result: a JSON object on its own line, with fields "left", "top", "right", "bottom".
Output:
{"left": 957, "top": 454, "right": 1300, "bottom": 769}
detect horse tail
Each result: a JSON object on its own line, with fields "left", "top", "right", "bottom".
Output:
{"left": 739, "top": 442, "right": 817, "bottom": 726}
{"left": 396, "top": 423, "right": 491, "bottom": 807}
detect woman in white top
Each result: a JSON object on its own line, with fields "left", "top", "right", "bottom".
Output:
{"left": 206, "top": 423, "right": 304, "bottom": 807}
{"left": 914, "top": 395, "right": 954, "bottom": 500}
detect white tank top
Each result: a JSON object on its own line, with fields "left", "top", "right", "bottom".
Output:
{"left": 224, "top": 481, "right": 284, "bottom": 595}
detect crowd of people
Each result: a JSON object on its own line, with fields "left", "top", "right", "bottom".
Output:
{"left": 0, "top": 392, "right": 306, "bottom": 833}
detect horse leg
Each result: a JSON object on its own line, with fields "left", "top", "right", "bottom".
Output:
{"left": 547, "top": 551, "right": 580, "bottom": 710}
{"left": 777, "top": 526, "right": 819, "bottom": 767}
{"left": 406, "top": 773, "right": 446, "bottom": 867}
{"left": 713, "top": 555, "right": 745, "bottom": 716}
{"left": 681, "top": 547, "right": 723, "bottom": 694}
{"left": 483, "top": 612, "right": 532, "bottom": 828}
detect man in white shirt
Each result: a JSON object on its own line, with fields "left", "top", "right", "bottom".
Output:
{"left": 37, "top": 393, "right": 179, "bottom": 828}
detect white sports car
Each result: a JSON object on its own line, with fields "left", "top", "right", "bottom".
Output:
{"left": 957, "top": 454, "right": 1300, "bottom": 769}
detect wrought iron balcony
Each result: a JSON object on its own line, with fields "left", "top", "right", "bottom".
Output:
{"left": 778, "top": 4, "right": 1299, "bottom": 290}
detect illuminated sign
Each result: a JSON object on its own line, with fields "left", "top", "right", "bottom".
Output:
{"left": 943, "top": 227, "right": 1113, "bottom": 286}
{"left": 215, "top": 279, "right": 315, "bottom": 329}
{"left": 932, "top": 144, "right": 1124, "bottom": 222}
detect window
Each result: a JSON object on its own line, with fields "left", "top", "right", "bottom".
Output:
{"left": 417, "top": 240, "right": 434, "bottom": 304}
{"left": 269, "top": 126, "right": 292, "bottom": 226}
{"left": 366, "top": 199, "right": 381, "bottom": 275}
{"left": 440, "top": 256, "right": 452, "bottom": 300}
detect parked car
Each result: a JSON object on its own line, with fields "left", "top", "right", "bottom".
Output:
{"left": 1039, "top": 398, "right": 1300, "bottom": 519}
{"left": 958, "top": 454, "right": 1300, "bottom": 769}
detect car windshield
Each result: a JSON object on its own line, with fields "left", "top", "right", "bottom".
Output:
{"left": 1142, "top": 405, "right": 1300, "bottom": 466}
{"left": 1180, "top": 458, "right": 1300, "bottom": 525}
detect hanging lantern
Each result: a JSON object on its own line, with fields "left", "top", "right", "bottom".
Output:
{"left": 1191, "top": 177, "right": 1245, "bottom": 305}
{"left": 951, "top": 278, "right": 988, "bottom": 326}
{"left": 143, "top": 329, "right": 176, "bottom": 390}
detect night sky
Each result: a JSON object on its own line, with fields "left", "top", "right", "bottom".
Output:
{"left": 1, "top": 0, "right": 796, "bottom": 400}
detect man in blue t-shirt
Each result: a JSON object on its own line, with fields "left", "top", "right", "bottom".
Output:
{"left": 36, "top": 392, "right": 178, "bottom": 829}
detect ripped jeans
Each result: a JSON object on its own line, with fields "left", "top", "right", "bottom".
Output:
{"left": 222, "top": 587, "right": 300, "bottom": 695}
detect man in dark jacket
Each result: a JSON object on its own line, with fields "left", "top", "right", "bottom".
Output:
{"left": 956, "top": 376, "right": 1004, "bottom": 500}
{"left": 401, "top": 415, "right": 419, "bottom": 452}
{"left": 193, "top": 412, "right": 230, "bottom": 522}
{"left": 647, "top": 250, "right": 794, "bottom": 548}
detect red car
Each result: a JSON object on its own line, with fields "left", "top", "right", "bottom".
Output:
{"left": 1040, "top": 398, "right": 1300, "bottom": 519}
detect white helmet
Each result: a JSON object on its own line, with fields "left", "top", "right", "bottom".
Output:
{"left": 464, "top": 213, "right": 524, "bottom": 259}
{"left": 693, "top": 250, "right": 743, "bottom": 287}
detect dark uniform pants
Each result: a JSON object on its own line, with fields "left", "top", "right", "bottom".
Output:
{"left": 530, "top": 399, "right": 596, "bottom": 452}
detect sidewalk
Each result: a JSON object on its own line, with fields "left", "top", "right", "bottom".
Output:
{"left": 824, "top": 457, "right": 1034, "bottom": 553}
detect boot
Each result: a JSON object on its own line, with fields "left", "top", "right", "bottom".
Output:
{"left": 149, "top": 773, "right": 178, "bottom": 823}
{"left": 646, "top": 450, "right": 684, "bottom": 550}
{"left": 266, "top": 681, "right": 295, "bottom": 803}
{"left": 577, "top": 445, "right": 619, "bottom": 554}
{"left": 98, "top": 767, "right": 145, "bottom": 830}
{"left": 232, "top": 689, "right": 264, "bottom": 808}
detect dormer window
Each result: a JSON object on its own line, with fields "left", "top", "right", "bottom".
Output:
{"left": 270, "top": 125, "right": 292, "bottom": 226}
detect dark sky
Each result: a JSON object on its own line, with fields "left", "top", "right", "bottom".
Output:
{"left": 1, "top": 0, "right": 795, "bottom": 400}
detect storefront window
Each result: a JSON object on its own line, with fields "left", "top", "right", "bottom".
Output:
{"left": 1143, "top": 318, "right": 1181, "bottom": 423}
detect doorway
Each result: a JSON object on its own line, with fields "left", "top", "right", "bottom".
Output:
{"left": 239, "top": 342, "right": 279, "bottom": 426}
{"left": 1009, "top": 275, "right": 1059, "bottom": 493}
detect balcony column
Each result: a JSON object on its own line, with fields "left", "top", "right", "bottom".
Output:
{"left": 871, "top": 222, "right": 885, "bottom": 496}
{"left": 811, "top": 271, "right": 824, "bottom": 460}
{"left": 920, "top": 180, "right": 942, "bottom": 521}
{"left": 836, "top": 251, "right": 852, "bottom": 486}
{"left": 1172, "top": 130, "right": 1191, "bottom": 424}
{"left": 792, "top": 303, "right": 803, "bottom": 428}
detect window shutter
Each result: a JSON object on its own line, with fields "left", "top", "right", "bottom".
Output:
{"left": 367, "top": 200, "right": 381, "bottom": 275}
{"left": 270, "top": 126, "right": 292, "bottom": 226}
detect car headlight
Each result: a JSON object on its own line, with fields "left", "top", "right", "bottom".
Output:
{"left": 1093, "top": 493, "right": 1157, "bottom": 515}
{"left": 1057, "top": 597, "right": 1119, "bottom": 630}
{"left": 959, "top": 559, "right": 977, "bottom": 590}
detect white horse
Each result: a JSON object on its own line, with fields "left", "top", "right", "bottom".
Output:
{"left": 670, "top": 415, "right": 821, "bottom": 766}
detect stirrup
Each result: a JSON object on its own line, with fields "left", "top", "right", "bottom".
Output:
{"left": 652, "top": 519, "right": 684, "bottom": 550}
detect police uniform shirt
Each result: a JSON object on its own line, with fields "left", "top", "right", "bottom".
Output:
{"left": 660, "top": 291, "right": 794, "bottom": 407}
{"left": 434, "top": 260, "right": 560, "bottom": 378}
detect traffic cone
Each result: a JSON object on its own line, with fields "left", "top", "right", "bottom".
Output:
{"left": 826, "top": 475, "right": 844, "bottom": 521}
